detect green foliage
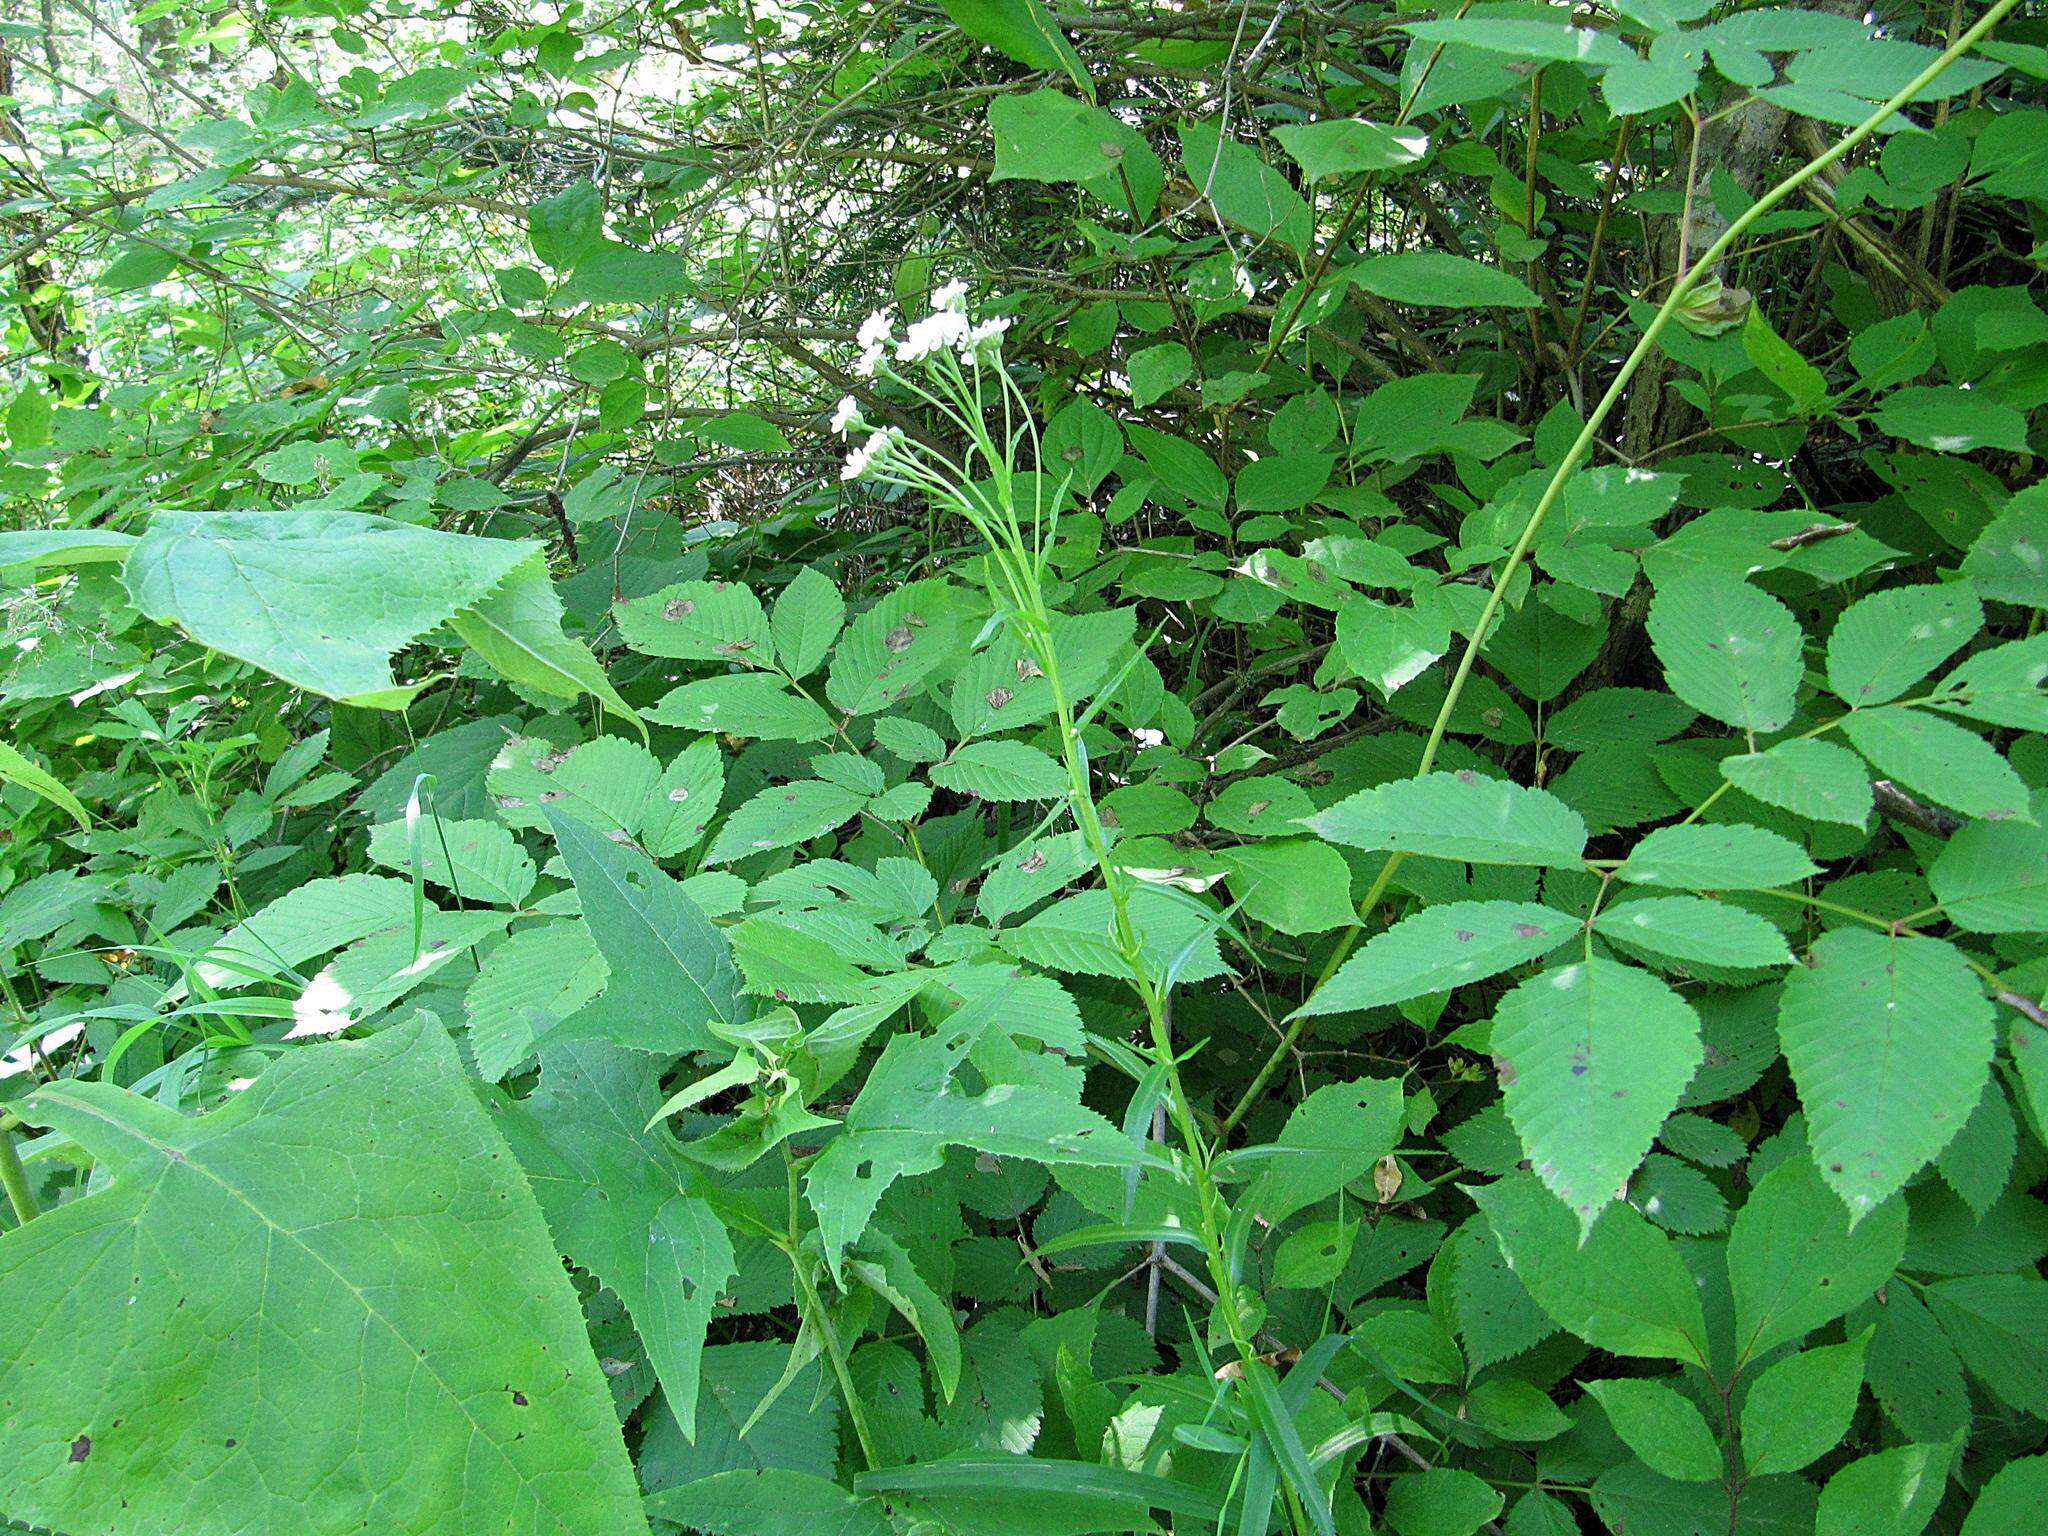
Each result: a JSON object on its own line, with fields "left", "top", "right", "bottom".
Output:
{"left": 3, "top": 2, "right": 2047, "bottom": 1533}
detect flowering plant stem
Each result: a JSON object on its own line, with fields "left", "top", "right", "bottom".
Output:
{"left": 845, "top": 306, "right": 1324, "bottom": 1536}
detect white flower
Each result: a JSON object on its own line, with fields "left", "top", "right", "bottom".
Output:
{"left": 854, "top": 342, "right": 885, "bottom": 378}
{"left": 932, "top": 278, "right": 970, "bottom": 312}
{"left": 842, "top": 427, "right": 896, "bottom": 481}
{"left": 958, "top": 315, "right": 1011, "bottom": 363}
{"left": 896, "top": 309, "right": 969, "bottom": 362}
{"left": 857, "top": 308, "right": 894, "bottom": 349}
{"left": 830, "top": 395, "right": 861, "bottom": 436}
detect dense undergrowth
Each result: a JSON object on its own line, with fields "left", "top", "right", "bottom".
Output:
{"left": 3, "top": 2, "right": 2048, "bottom": 1534}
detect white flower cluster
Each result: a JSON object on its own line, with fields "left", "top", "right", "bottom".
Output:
{"left": 850, "top": 282, "right": 1011, "bottom": 379}
{"left": 841, "top": 426, "right": 899, "bottom": 481}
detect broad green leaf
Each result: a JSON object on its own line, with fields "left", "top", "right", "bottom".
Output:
{"left": 0, "top": 1016, "right": 649, "bottom": 1536}
{"left": 1247, "top": 1077, "right": 1405, "bottom": 1224}
{"left": 1490, "top": 959, "right": 1703, "bottom": 1231}
{"left": 1470, "top": 1175, "right": 1709, "bottom": 1366}
{"left": 1721, "top": 739, "right": 1873, "bottom": 827}
{"left": 1383, "top": 1466, "right": 1504, "bottom": 1536}
{"left": 615, "top": 579, "right": 773, "bottom": 664}
{"left": 1839, "top": 707, "right": 2029, "bottom": 823}
{"left": 997, "top": 886, "right": 1226, "bottom": 984}
{"left": 193, "top": 872, "right": 412, "bottom": 989}
{"left": 647, "top": 1469, "right": 890, "bottom": 1536}
{"left": 857, "top": 1457, "right": 1224, "bottom": 1523}
{"left": 1582, "top": 1379, "right": 1721, "bottom": 1483}
{"left": 0, "top": 739, "right": 90, "bottom": 830}
{"left": 1925, "top": 1274, "right": 2048, "bottom": 1417}
{"left": 0, "top": 526, "right": 136, "bottom": 574}
{"left": 1742, "top": 1334, "right": 1869, "bottom": 1475}
{"left": 1301, "top": 901, "right": 1576, "bottom": 1016}
{"left": 1933, "top": 633, "right": 2048, "bottom": 732}
{"left": 846, "top": 1231, "right": 962, "bottom": 1405}
{"left": 988, "top": 91, "right": 1160, "bottom": 216}
{"left": 930, "top": 740, "right": 1068, "bottom": 802}
{"left": 1616, "top": 823, "right": 1820, "bottom": 890}
{"left": 1961, "top": 1455, "right": 2048, "bottom": 1536}
{"left": 1825, "top": 584, "right": 1982, "bottom": 706}
{"left": 805, "top": 996, "right": 1151, "bottom": 1273}
{"left": 1930, "top": 821, "right": 2048, "bottom": 932}
{"left": 770, "top": 564, "right": 846, "bottom": 678}
{"left": 1335, "top": 596, "right": 1450, "bottom": 696}
{"left": 528, "top": 175, "right": 598, "bottom": 270}
{"left": 1728, "top": 1156, "right": 1906, "bottom": 1367}
{"left": 1873, "top": 384, "right": 2029, "bottom": 453}
{"left": 1348, "top": 252, "right": 1540, "bottom": 308}
{"left": 1816, "top": 1441, "right": 1955, "bottom": 1536}
{"left": 1403, "top": 17, "right": 1635, "bottom": 66}
{"left": 464, "top": 920, "right": 608, "bottom": 1082}
{"left": 706, "top": 778, "right": 868, "bottom": 863}
{"left": 1305, "top": 771, "right": 1587, "bottom": 867}
{"left": 1217, "top": 837, "right": 1356, "bottom": 936}
{"left": 1778, "top": 929, "right": 1994, "bottom": 1220}
{"left": 1240, "top": 469, "right": 1343, "bottom": 531}
{"left": 1127, "top": 341, "right": 1192, "bottom": 408}
{"left": 449, "top": 554, "right": 641, "bottom": 732}
{"left": 125, "top": 510, "right": 531, "bottom": 703}
{"left": 1272, "top": 119, "right": 1427, "bottom": 181}
{"left": 1592, "top": 896, "right": 1792, "bottom": 968}
{"left": 1180, "top": 120, "right": 1312, "bottom": 254}
{"left": 644, "top": 737, "right": 725, "bottom": 859}
{"left": 1743, "top": 308, "right": 1829, "bottom": 414}
{"left": 943, "top": 0, "right": 1090, "bottom": 93}
{"left": 826, "top": 578, "right": 973, "bottom": 716}
{"left": 651, "top": 674, "right": 835, "bottom": 741}
{"left": 1647, "top": 570, "right": 1804, "bottom": 732}
{"left": 367, "top": 814, "right": 536, "bottom": 907}
{"left": 497, "top": 1041, "right": 735, "bottom": 1441}
{"left": 545, "top": 809, "right": 743, "bottom": 1052}
{"left": 1961, "top": 486, "right": 2048, "bottom": 608}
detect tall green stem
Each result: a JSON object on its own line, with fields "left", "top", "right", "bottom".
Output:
{"left": 0, "top": 1119, "right": 39, "bottom": 1227}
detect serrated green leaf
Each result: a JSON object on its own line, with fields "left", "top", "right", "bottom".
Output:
{"left": 1779, "top": 929, "right": 1993, "bottom": 1220}
{"left": 367, "top": 814, "right": 536, "bottom": 907}
{"left": 1742, "top": 1334, "right": 1869, "bottom": 1475}
{"left": 1469, "top": 1175, "right": 1709, "bottom": 1366}
{"left": 1306, "top": 771, "right": 1587, "bottom": 867}
{"left": 1617, "top": 822, "right": 1820, "bottom": 890}
{"left": 651, "top": 674, "right": 836, "bottom": 741}
{"left": 1647, "top": 571, "right": 1804, "bottom": 733}
{"left": 1303, "top": 901, "right": 1576, "bottom": 1016}
{"left": 1728, "top": 1155, "right": 1907, "bottom": 1366}
{"left": 1583, "top": 1379, "right": 1722, "bottom": 1483}
{"left": 930, "top": 739, "right": 1068, "bottom": 802}
{"left": 1491, "top": 959, "right": 1703, "bottom": 1230}
{"left": 615, "top": 579, "right": 773, "bottom": 664}
{"left": 1721, "top": 738, "right": 1873, "bottom": 827}
{"left": 1931, "top": 821, "right": 2048, "bottom": 932}
{"left": 1839, "top": 707, "right": 2030, "bottom": 823}
{"left": 707, "top": 779, "right": 868, "bottom": 864}
{"left": 498, "top": 1041, "right": 735, "bottom": 1441}
{"left": 770, "top": 564, "right": 846, "bottom": 678}
{"left": 126, "top": 510, "right": 531, "bottom": 703}
{"left": 1593, "top": 896, "right": 1792, "bottom": 968}
{"left": 1825, "top": 584, "right": 1983, "bottom": 706}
